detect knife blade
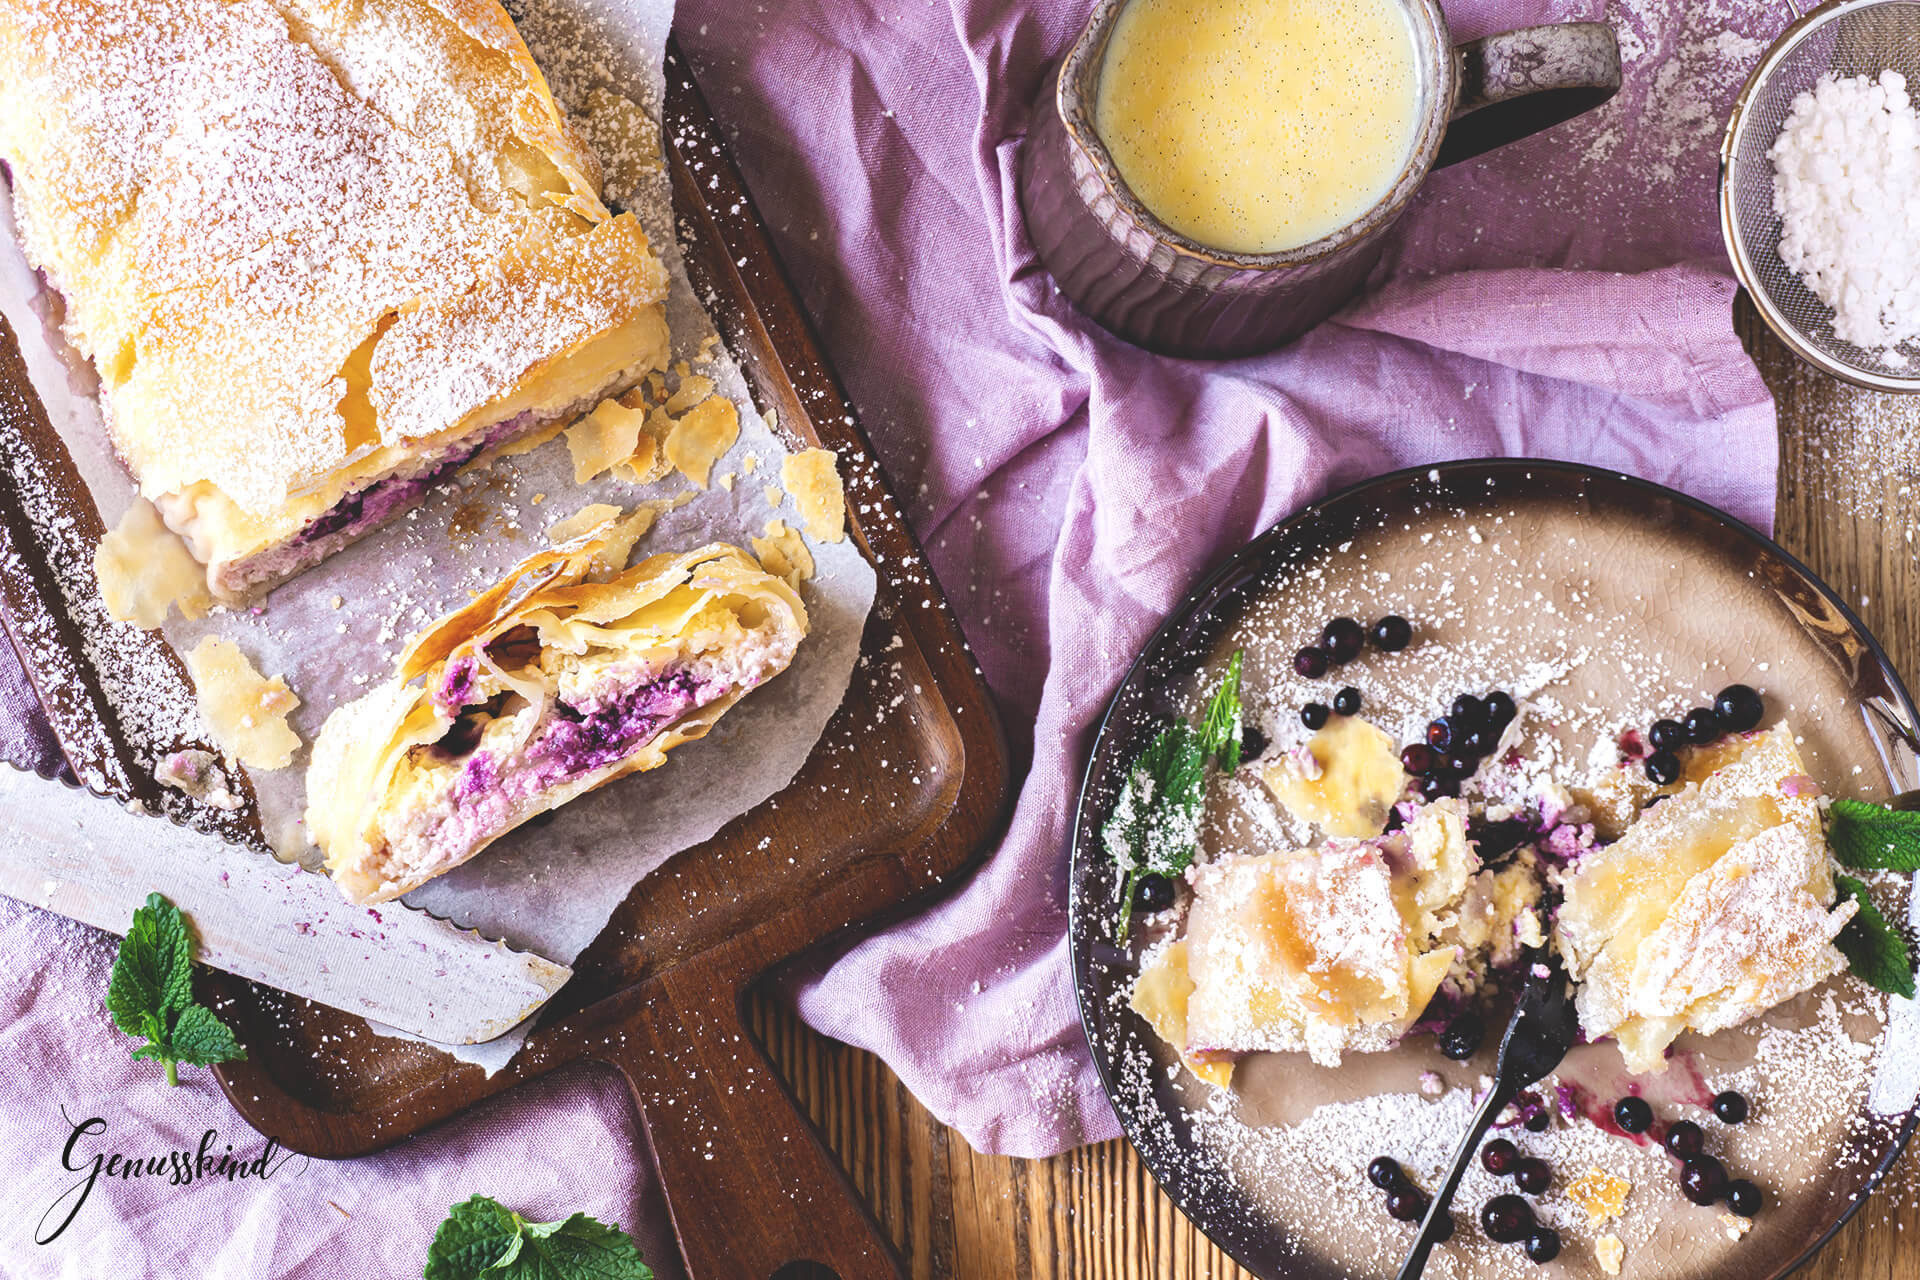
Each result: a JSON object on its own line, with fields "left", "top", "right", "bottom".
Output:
{"left": 0, "top": 762, "right": 570, "bottom": 1045}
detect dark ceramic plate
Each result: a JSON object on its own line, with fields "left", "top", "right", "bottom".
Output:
{"left": 1070, "top": 460, "right": 1920, "bottom": 1280}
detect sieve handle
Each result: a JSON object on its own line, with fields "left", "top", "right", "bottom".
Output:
{"left": 1437, "top": 22, "right": 1623, "bottom": 168}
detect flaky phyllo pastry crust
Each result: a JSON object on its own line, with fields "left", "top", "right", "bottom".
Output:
{"left": 0, "top": 0, "right": 671, "bottom": 599}
{"left": 307, "top": 526, "right": 808, "bottom": 903}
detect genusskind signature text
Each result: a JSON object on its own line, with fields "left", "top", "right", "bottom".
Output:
{"left": 37, "top": 1110, "right": 306, "bottom": 1244}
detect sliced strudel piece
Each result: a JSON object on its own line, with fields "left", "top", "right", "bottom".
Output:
{"left": 1554, "top": 724, "right": 1855, "bottom": 1074}
{"left": 0, "top": 0, "right": 670, "bottom": 600}
{"left": 1131, "top": 801, "right": 1477, "bottom": 1079}
{"left": 307, "top": 526, "right": 807, "bottom": 903}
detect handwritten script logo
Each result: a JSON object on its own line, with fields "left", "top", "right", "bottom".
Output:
{"left": 37, "top": 1107, "right": 307, "bottom": 1244}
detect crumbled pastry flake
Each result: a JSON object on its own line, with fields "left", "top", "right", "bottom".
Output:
{"left": 94, "top": 498, "right": 212, "bottom": 628}
{"left": 185, "top": 637, "right": 301, "bottom": 770}
{"left": 664, "top": 373, "right": 717, "bottom": 414}
{"left": 764, "top": 483, "right": 786, "bottom": 509}
{"left": 781, "top": 448, "right": 847, "bottom": 543}
{"left": 1721, "top": 1213, "right": 1752, "bottom": 1241}
{"left": 1261, "top": 716, "right": 1403, "bottom": 838}
{"left": 1596, "top": 1234, "right": 1625, "bottom": 1276}
{"left": 549, "top": 503, "right": 625, "bottom": 544}
{"left": 567, "top": 401, "right": 647, "bottom": 483}
{"left": 572, "top": 87, "right": 663, "bottom": 198}
{"left": 751, "top": 519, "right": 815, "bottom": 589}
{"left": 1567, "top": 1168, "right": 1632, "bottom": 1224}
{"left": 665, "top": 396, "right": 741, "bottom": 488}
{"left": 717, "top": 472, "right": 735, "bottom": 491}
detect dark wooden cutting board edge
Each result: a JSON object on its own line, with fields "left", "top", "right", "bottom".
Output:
{"left": 0, "top": 42, "right": 1011, "bottom": 1280}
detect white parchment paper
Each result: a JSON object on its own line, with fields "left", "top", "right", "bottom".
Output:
{"left": 0, "top": 0, "right": 875, "bottom": 1070}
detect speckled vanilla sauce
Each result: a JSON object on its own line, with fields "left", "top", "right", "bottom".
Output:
{"left": 1093, "top": 0, "right": 1422, "bottom": 254}
{"left": 1105, "top": 486, "right": 1916, "bottom": 1279}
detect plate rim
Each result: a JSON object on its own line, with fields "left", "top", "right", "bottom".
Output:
{"left": 1068, "top": 456, "right": 1920, "bottom": 1279}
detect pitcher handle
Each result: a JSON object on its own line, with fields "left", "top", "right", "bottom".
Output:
{"left": 1437, "top": 22, "right": 1622, "bottom": 169}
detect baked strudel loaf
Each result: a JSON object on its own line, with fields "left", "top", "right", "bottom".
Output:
{"left": 307, "top": 523, "right": 808, "bottom": 903}
{"left": 0, "top": 0, "right": 671, "bottom": 600}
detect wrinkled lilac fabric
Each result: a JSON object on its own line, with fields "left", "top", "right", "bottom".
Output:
{"left": 0, "top": 13, "right": 1781, "bottom": 1272}
{"left": 675, "top": 0, "right": 1780, "bottom": 1156}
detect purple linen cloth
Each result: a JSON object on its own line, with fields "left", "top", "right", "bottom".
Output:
{"left": 0, "top": 2, "right": 1781, "bottom": 1266}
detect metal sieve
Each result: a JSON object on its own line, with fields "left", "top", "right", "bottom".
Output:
{"left": 1721, "top": 0, "right": 1920, "bottom": 391}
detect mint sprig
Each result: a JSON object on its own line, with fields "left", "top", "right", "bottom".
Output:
{"left": 425, "top": 1195, "right": 653, "bottom": 1280}
{"left": 1199, "top": 649, "right": 1244, "bottom": 772}
{"left": 106, "top": 892, "right": 245, "bottom": 1086}
{"left": 1103, "top": 651, "right": 1245, "bottom": 941}
{"left": 1829, "top": 798, "right": 1920, "bottom": 872}
{"left": 1833, "top": 874, "right": 1915, "bottom": 1000}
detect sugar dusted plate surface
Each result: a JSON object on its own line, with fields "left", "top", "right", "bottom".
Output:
{"left": 1070, "top": 461, "right": 1920, "bottom": 1280}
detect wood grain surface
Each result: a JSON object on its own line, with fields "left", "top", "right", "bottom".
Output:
{"left": 742, "top": 298, "right": 1920, "bottom": 1280}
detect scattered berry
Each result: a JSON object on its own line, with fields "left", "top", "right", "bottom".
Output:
{"left": 1461, "top": 725, "right": 1495, "bottom": 756}
{"left": 1665, "top": 1119, "right": 1705, "bottom": 1158}
{"left": 1469, "top": 817, "right": 1533, "bottom": 860}
{"left": 1645, "top": 751, "right": 1682, "bottom": 786}
{"left": 1524, "top": 1109, "right": 1551, "bottom": 1133}
{"left": 1683, "top": 706, "right": 1721, "bottom": 744}
{"left": 1680, "top": 1154, "right": 1728, "bottom": 1206}
{"left": 1426, "top": 718, "right": 1456, "bottom": 751}
{"left": 1481, "top": 1138, "right": 1519, "bottom": 1176}
{"left": 1484, "top": 691, "right": 1518, "bottom": 726}
{"left": 1725, "top": 1179, "right": 1763, "bottom": 1217}
{"left": 1514, "top": 1158, "right": 1552, "bottom": 1194}
{"left": 1648, "top": 718, "right": 1686, "bottom": 752}
{"left": 1712, "top": 1091, "right": 1749, "bottom": 1125}
{"left": 1613, "top": 1096, "right": 1653, "bottom": 1134}
{"left": 1132, "top": 874, "right": 1174, "bottom": 914}
{"left": 1322, "top": 617, "right": 1365, "bottom": 664}
{"left": 1445, "top": 753, "right": 1477, "bottom": 779}
{"left": 1294, "top": 646, "right": 1330, "bottom": 678}
{"left": 1333, "top": 686, "right": 1362, "bottom": 716}
{"left": 1419, "top": 775, "right": 1461, "bottom": 802}
{"left": 1401, "top": 744, "right": 1439, "bottom": 775}
{"left": 1451, "top": 693, "right": 1486, "bottom": 726}
{"left": 1439, "top": 1013, "right": 1484, "bottom": 1060}
{"left": 1386, "top": 1187, "right": 1428, "bottom": 1222}
{"left": 1480, "top": 1194, "right": 1533, "bottom": 1244}
{"left": 1715, "top": 684, "right": 1765, "bottom": 733}
{"left": 1368, "top": 1156, "right": 1406, "bottom": 1190}
{"left": 1240, "top": 725, "right": 1269, "bottom": 760}
{"left": 1524, "top": 1227, "right": 1562, "bottom": 1263}
{"left": 1301, "top": 703, "right": 1330, "bottom": 730}
{"left": 1371, "top": 615, "right": 1413, "bottom": 652}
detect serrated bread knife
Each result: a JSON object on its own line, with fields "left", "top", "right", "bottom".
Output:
{"left": 0, "top": 762, "right": 570, "bottom": 1045}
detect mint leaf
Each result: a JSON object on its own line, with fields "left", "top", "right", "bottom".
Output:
{"left": 425, "top": 1196, "right": 525, "bottom": 1280}
{"left": 1104, "top": 721, "right": 1207, "bottom": 941}
{"left": 515, "top": 1213, "right": 652, "bottom": 1277}
{"left": 170, "top": 1003, "right": 247, "bottom": 1067}
{"left": 105, "top": 892, "right": 246, "bottom": 1085}
{"left": 425, "top": 1196, "right": 652, "bottom": 1280}
{"left": 1835, "top": 874, "right": 1915, "bottom": 1000}
{"left": 1199, "top": 649, "right": 1245, "bottom": 772}
{"left": 1829, "top": 798, "right": 1920, "bottom": 872}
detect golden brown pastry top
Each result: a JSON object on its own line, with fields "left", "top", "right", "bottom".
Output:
{"left": 0, "top": 0, "right": 669, "bottom": 516}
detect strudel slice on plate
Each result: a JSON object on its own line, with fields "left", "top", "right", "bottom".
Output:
{"left": 0, "top": 0, "right": 670, "bottom": 600}
{"left": 1554, "top": 724, "right": 1855, "bottom": 1074}
{"left": 308, "top": 525, "right": 807, "bottom": 903}
{"left": 1132, "top": 801, "right": 1490, "bottom": 1081}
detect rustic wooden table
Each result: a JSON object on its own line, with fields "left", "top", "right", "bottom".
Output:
{"left": 745, "top": 299, "right": 1920, "bottom": 1280}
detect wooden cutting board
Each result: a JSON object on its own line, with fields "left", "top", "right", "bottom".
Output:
{"left": 0, "top": 45, "right": 1010, "bottom": 1280}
